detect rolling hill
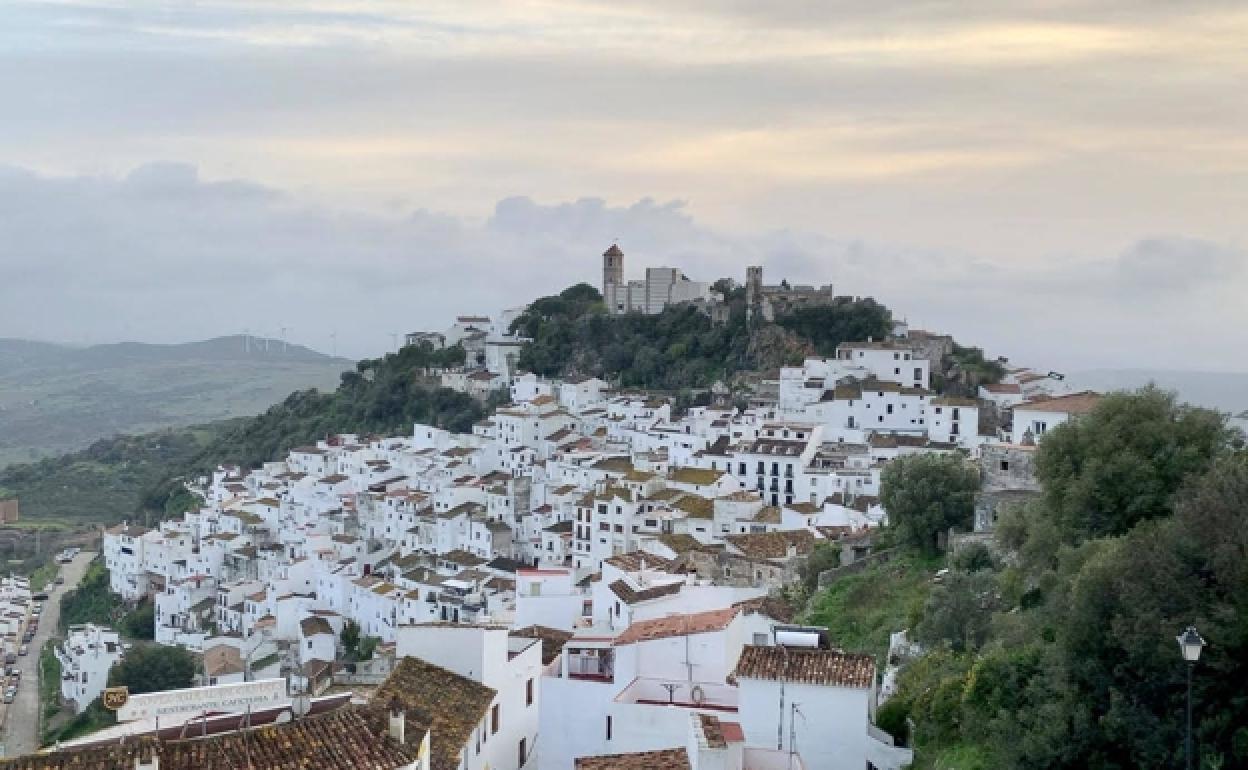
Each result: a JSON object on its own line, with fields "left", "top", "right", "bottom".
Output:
{"left": 0, "top": 336, "right": 352, "bottom": 468}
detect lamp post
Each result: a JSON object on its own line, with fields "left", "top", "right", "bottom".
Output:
{"left": 1177, "top": 626, "right": 1205, "bottom": 770}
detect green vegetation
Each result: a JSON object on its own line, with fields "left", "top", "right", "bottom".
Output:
{"left": 120, "top": 600, "right": 155, "bottom": 640}
{"left": 109, "top": 644, "right": 197, "bottom": 695}
{"left": 340, "top": 619, "right": 380, "bottom": 662}
{"left": 773, "top": 299, "right": 894, "bottom": 356}
{"left": 42, "top": 699, "right": 117, "bottom": 746}
{"left": 872, "top": 387, "right": 1247, "bottom": 768}
{"left": 6, "top": 342, "right": 486, "bottom": 527}
{"left": 803, "top": 552, "right": 940, "bottom": 663}
{"left": 512, "top": 283, "right": 894, "bottom": 389}
{"left": 948, "top": 344, "right": 1006, "bottom": 386}
{"left": 0, "top": 336, "right": 350, "bottom": 468}
{"left": 59, "top": 561, "right": 123, "bottom": 629}
{"left": 879, "top": 453, "right": 979, "bottom": 554}
{"left": 0, "top": 427, "right": 227, "bottom": 526}
{"left": 1033, "top": 386, "right": 1230, "bottom": 540}
{"left": 28, "top": 561, "right": 60, "bottom": 592}
{"left": 39, "top": 641, "right": 62, "bottom": 730}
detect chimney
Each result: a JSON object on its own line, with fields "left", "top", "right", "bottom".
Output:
{"left": 388, "top": 697, "right": 406, "bottom": 745}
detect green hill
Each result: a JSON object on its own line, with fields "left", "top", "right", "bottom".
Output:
{"left": 0, "top": 336, "right": 352, "bottom": 467}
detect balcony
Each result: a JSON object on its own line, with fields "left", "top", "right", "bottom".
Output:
{"left": 566, "top": 646, "right": 614, "bottom": 682}
{"left": 614, "top": 677, "right": 738, "bottom": 712}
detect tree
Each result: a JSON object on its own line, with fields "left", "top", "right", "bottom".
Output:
{"left": 880, "top": 453, "right": 978, "bottom": 554}
{"left": 915, "top": 570, "right": 1001, "bottom": 653}
{"left": 108, "top": 645, "right": 196, "bottom": 695}
{"left": 1035, "top": 386, "right": 1230, "bottom": 541}
{"left": 340, "top": 619, "right": 361, "bottom": 658}
{"left": 120, "top": 601, "right": 155, "bottom": 640}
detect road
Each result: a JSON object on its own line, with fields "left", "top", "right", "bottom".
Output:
{"left": 2, "top": 551, "right": 96, "bottom": 757}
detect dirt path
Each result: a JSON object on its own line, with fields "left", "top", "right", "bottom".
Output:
{"left": 1, "top": 551, "right": 96, "bottom": 757}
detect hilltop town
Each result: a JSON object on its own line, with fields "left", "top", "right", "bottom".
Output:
{"left": 23, "top": 247, "right": 1104, "bottom": 770}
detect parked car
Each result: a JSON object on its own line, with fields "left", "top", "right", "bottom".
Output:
{"left": 3, "top": 691, "right": 14, "bottom": 704}
{"left": 53, "top": 576, "right": 64, "bottom": 585}
{"left": 32, "top": 593, "right": 48, "bottom": 602}
{"left": 4, "top": 654, "right": 16, "bottom": 666}
{"left": 18, "top": 645, "right": 28, "bottom": 657}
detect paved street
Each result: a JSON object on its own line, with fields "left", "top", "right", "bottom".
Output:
{"left": 2, "top": 551, "right": 96, "bottom": 757}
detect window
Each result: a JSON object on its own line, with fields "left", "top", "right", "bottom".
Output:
{"left": 914, "top": 367, "right": 922, "bottom": 381}
{"left": 606, "top": 716, "right": 613, "bottom": 740}
{"left": 519, "top": 738, "right": 527, "bottom": 766}
{"left": 491, "top": 704, "right": 500, "bottom": 734}
{"left": 753, "top": 632, "right": 769, "bottom": 645}
{"left": 1000, "top": 460, "right": 1010, "bottom": 472}
{"left": 526, "top": 678, "right": 534, "bottom": 706}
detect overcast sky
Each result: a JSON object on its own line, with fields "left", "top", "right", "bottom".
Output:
{"left": 1, "top": 0, "right": 1245, "bottom": 371}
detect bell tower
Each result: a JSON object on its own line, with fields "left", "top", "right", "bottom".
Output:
{"left": 602, "top": 243, "right": 624, "bottom": 296}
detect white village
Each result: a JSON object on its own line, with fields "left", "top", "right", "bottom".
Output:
{"left": 0, "top": 245, "right": 1104, "bottom": 770}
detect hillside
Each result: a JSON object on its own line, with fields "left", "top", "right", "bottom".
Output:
{"left": 511, "top": 283, "right": 895, "bottom": 390}
{"left": 0, "top": 336, "right": 352, "bottom": 467}
{"left": 0, "top": 341, "right": 481, "bottom": 526}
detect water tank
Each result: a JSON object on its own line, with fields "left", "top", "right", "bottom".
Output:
{"left": 773, "top": 624, "right": 829, "bottom": 649}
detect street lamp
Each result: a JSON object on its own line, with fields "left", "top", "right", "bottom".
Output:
{"left": 1177, "top": 626, "right": 1205, "bottom": 770}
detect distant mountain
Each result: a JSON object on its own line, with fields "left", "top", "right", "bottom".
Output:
{"left": 0, "top": 336, "right": 353, "bottom": 467}
{"left": 1068, "top": 368, "right": 1248, "bottom": 415}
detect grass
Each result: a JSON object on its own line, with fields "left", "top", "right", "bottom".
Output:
{"left": 802, "top": 551, "right": 942, "bottom": 664}
{"left": 39, "top": 641, "right": 62, "bottom": 731}
{"left": 912, "top": 742, "right": 994, "bottom": 770}
{"left": 28, "top": 561, "right": 60, "bottom": 592}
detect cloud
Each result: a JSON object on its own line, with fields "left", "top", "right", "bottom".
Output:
{"left": 0, "top": 163, "right": 1243, "bottom": 373}
{"left": 1113, "top": 237, "right": 1245, "bottom": 292}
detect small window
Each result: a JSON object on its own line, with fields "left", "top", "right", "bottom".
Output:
{"left": 491, "top": 704, "right": 500, "bottom": 734}
{"left": 1000, "top": 461, "right": 1010, "bottom": 472}
{"left": 526, "top": 678, "right": 534, "bottom": 706}
{"left": 606, "top": 716, "right": 613, "bottom": 740}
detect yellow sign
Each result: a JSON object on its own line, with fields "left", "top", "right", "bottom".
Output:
{"left": 102, "top": 687, "right": 130, "bottom": 711}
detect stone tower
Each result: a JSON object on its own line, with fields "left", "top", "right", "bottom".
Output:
{"left": 602, "top": 243, "right": 624, "bottom": 296}
{"left": 745, "top": 265, "right": 766, "bottom": 322}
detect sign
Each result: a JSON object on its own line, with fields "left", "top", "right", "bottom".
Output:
{"left": 102, "top": 687, "right": 130, "bottom": 711}
{"left": 116, "top": 678, "right": 287, "bottom": 723}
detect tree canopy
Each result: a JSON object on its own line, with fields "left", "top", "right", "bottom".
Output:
{"left": 874, "top": 389, "right": 1247, "bottom": 769}
{"left": 1035, "top": 386, "right": 1232, "bottom": 540}
{"left": 109, "top": 644, "right": 197, "bottom": 695}
{"left": 879, "top": 453, "right": 979, "bottom": 554}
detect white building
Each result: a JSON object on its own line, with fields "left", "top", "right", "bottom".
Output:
{"left": 1010, "top": 391, "right": 1101, "bottom": 444}
{"left": 393, "top": 623, "right": 543, "bottom": 770}
{"left": 56, "top": 624, "right": 124, "bottom": 713}
{"left": 602, "top": 245, "right": 713, "bottom": 316}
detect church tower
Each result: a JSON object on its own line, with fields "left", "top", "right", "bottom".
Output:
{"left": 602, "top": 243, "right": 624, "bottom": 296}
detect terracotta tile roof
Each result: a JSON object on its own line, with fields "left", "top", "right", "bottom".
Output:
{"left": 372, "top": 657, "right": 496, "bottom": 770}
{"left": 655, "top": 534, "right": 717, "bottom": 554}
{"left": 604, "top": 551, "right": 677, "bottom": 573}
{"left": 1014, "top": 390, "right": 1101, "bottom": 414}
{"left": 724, "top": 529, "right": 817, "bottom": 560}
{"left": 575, "top": 748, "right": 690, "bottom": 769}
{"left": 672, "top": 493, "right": 713, "bottom": 519}
{"left": 753, "top": 505, "right": 781, "bottom": 523}
{"left": 613, "top": 607, "right": 739, "bottom": 645}
{"left": 698, "top": 713, "right": 727, "bottom": 748}
{"left": 732, "top": 595, "right": 798, "bottom": 624}
{"left": 300, "top": 617, "right": 334, "bottom": 637}
{"left": 511, "top": 625, "right": 574, "bottom": 664}
{"left": 732, "top": 644, "right": 875, "bottom": 688}
{"left": 0, "top": 707, "right": 415, "bottom": 770}
{"left": 591, "top": 456, "right": 635, "bottom": 474}
{"left": 982, "top": 383, "right": 1022, "bottom": 394}
{"left": 608, "top": 578, "right": 683, "bottom": 606}
{"left": 667, "top": 467, "right": 725, "bottom": 485}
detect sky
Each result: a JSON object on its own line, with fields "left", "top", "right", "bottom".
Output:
{"left": 1, "top": 0, "right": 1245, "bottom": 370}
